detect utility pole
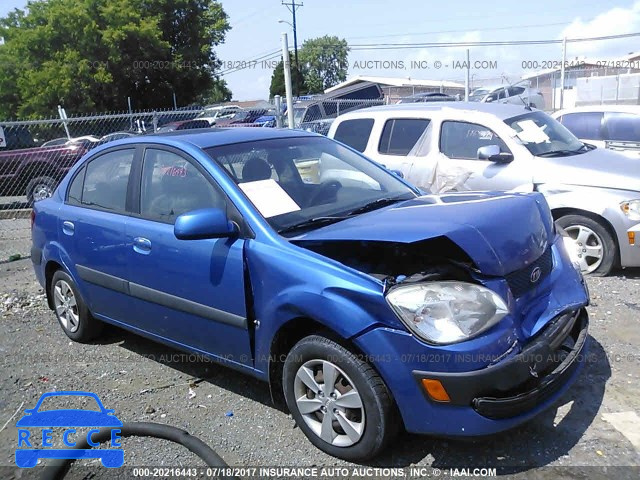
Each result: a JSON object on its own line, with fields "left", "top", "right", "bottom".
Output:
{"left": 282, "top": 1, "right": 302, "bottom": 96}
{"left": 560, "top": 37, "right": 567, "bottom": 109}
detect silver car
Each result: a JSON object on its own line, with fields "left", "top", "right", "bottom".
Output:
{"left": 470, "top": 85, "right": 545, "bottom": 110}
{"left": 328, "top": 102, "right": 640, "bottom": 275}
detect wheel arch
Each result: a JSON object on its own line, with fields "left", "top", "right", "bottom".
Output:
{"left": 44, "top": 260, "right": 64, "bottom": 310}
{"left": 266, "top": 316, "right": 398, "bottom": 416}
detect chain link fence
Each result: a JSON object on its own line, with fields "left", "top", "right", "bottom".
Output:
{"left": 0, "top": 99, "right": 386, "bottom": 261}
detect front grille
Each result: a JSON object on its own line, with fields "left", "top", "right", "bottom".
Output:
{"left": 505, "top": 247, "right": 553, "bottom": 297}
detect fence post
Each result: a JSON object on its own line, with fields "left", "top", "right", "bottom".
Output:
{"left": 615, "top": 75, "right": 620, "bottom": 103}
{"left": 274, "top": 95, "right": 283, "bottom": 128}
{"left": 152, "top": 111, "right": 158, "bottom": 132}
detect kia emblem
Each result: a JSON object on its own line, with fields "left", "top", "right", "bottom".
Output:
{"left": 530, "top": 267, "right": 542, "bottom": 283}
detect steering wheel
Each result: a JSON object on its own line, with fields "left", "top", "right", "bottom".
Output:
{"left": 305, "top": 180, "right": 342, "bottom": 207}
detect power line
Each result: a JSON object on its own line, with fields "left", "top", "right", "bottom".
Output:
{"left": 345, "top": 22, "right": 571, "bottom": 41}
{"left": 346, "top": 32, "right": 640, "bottom": 50}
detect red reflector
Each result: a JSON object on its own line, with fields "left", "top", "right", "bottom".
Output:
{"left": 30, "top": 210, "right": 36, "bottom": 230}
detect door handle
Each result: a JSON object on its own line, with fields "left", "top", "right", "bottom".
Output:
{"left": 133, "top": 237, "right": 152, "bottom": 255}
{"left": 62, "top": 221, "right": 75, "bottom": 236}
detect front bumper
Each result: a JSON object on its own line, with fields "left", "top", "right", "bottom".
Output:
{"left": 413, "top": 308, "right": 588, "bottom": 420}
{"left": 624, "top": 222, "right": 640, "bottom": 267}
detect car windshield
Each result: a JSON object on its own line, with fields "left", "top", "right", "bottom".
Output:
{"left": 205, "top": 136, "right": 416, "bottom": 235}
{"left": 504, "top": 110, "right": 586, "bottom": 156}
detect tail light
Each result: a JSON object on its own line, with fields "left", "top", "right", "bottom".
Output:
{"left": 30, "top": 209, "right": 36, "bottom": 230}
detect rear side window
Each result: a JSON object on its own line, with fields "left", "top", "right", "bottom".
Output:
{"left": 333, "top": 118, "right": 374, "bottom": 152}
{"left": 378, "top": 118, "right": 430, "bottom": 155}
{"left": 559, "top": 112, "right": 603, "bottom": 140}
{"left": 67, "top": 166, "right": 86, "bottom": 205}
{"left": 510, "top": 86, "right": 526, "bottom": 96}
{"left": 81, "top": 149, "right": 134, "bottom": 212}
{"left": 604, "top": 112, "right": 640, "bottom": 141}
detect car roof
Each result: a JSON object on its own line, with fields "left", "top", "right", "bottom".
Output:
{"left": 336, "top": 101, "right": 535, "bottom": 120}
{"left": 113, "top": 127, "right": 316, "bottom": 150}
{"left": 552, "top": 105, "right": 640, "bottom": 115}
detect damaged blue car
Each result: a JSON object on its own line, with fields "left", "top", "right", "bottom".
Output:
{"left": 31, "top": 128, "right": 589, "bottom": 461}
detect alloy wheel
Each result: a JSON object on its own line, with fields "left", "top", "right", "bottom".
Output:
{"left": 293, "top": 359, "right": 365, "bottom": 447}
{"left": 562, "top": 224, "right": 604, "bottom": 274}
{"left": 53, "top": 279, "right": 80, "bottom": 333}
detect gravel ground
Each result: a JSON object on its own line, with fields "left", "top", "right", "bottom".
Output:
{"left": 0, "top": 259, "right": 638, "bottom": 479}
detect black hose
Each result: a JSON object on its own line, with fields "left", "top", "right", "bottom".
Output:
{"left": 40, "top": 421, "right": 237, "bottom": 480}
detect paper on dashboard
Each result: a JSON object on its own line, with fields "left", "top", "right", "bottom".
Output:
{"left": 239, "top": 179, "right": 301, "bottom": 218}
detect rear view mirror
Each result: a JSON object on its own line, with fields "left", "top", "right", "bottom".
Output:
{"left": 477, "top": 145, "right": 514, "bottom": 164}
{"left": 174, "top": 208, "right": 238, "bottom": 240}
{"left": 389, "top": 169, "right": 404, "bottom": 178}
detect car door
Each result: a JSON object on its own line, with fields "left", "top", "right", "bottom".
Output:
{"left": 124, "top": 146, "right": 252, "bottom": 365}
{"left": 438, "top": 120, "right": 529, "bottom": 191}
{"left": 59, "top": 147, "right": 135, "bottom": 322}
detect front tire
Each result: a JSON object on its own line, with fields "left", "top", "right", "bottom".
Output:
{"left": 283, "top": 335, "right": 398, "bottom": 461}
{"left": 50, "top": 270, "right": 103, "bottom": 342}
{"left": 556, "top": 215, "right": 617, "bottom": 276}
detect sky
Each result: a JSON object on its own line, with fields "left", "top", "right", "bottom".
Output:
{"left": 2, "top": 0, "right": 640, "bottom": 101}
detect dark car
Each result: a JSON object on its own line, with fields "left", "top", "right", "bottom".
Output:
{"left": 32, "top": 128, "right": 589, "bottom": 461}
{"left": 0, "top": 139, "right": 88, "bottom": 202}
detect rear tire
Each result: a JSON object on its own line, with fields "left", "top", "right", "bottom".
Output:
{"left": 556, "top": 215, "right": 617, "bottom": 276}
{"left": 283, "top": 335, "right": 398, "bottom": 461}
{"left": 26, "top": 176, "right": 57, "bottom": 204}
{"left": 50, "top": 270, "right": 103, "bottom": 342}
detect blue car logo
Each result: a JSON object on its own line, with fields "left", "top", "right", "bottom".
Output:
{"left": 15, "top": 391, "right": 123, "bottom": 468}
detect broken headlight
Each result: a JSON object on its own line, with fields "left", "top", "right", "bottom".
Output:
{"left": 386, "top": 281, "right": 508, "bottom": 345}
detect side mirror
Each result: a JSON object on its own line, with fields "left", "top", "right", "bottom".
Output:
{"left": 389, "top": 169, "right": 404, "bottom": 178}
{"left": 174, "top": 208, "right": 238, "bottom": 240}
{"left": 477, "top": 145, "right": 514, "bottom": 163}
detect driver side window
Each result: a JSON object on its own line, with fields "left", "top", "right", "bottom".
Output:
{"left": 440, "top": 121, "right": 511, "bottom": 160}
{"left": 140, "top": 149, "right": 225, "bottom": 224}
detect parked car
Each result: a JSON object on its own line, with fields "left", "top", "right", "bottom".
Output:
{"left": 0, "top": 141, "right": 88, "bottom": 202}
{"left": 41, "top": 135, "right": 100, "bottom": 148}
{"left": 93, "top": 132, "right": 137, "bottom": 148}
{"left": 32, "top": 128, "right": 589, "bottom": 460}
{"left": 551, "top": 105, "right": 640, "bottom": 158}
{"left": 197, "top": 105, "right": 242, "bottom": 123}
{"left": 0, "top": 124, "right": 36, "bottom": 150}
{"left": 214, "top": 109, "right": 270, "bottom": 127}
{"left": 299, "top": 118, "right": 335, "bottom": 136}
{"left": 469, "top": 84, "right": 545, "bottom": 110}
{"left": 396, "top": 92, "right": 457, "bottom": 103}
{"left": 328, "top": 102, "right": 640, "bottom": 275}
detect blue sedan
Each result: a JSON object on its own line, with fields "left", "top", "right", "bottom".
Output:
{"left": 31, "top": 128, "right": 590, "bottom": 460}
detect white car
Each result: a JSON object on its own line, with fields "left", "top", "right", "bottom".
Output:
{"left": 551, "top": 105, "right": 640, "bottom": 158}
{"left": 328, "top": 102, "right": 640, "bottom": 275}
{"left": 470, "top": 85, "right": 545, "bottom": 110}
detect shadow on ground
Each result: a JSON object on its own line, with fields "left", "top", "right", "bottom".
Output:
{"left": 98, "top": 323, "right": 609, "bottom": 472}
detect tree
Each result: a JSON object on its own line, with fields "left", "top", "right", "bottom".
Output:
{"left": 269, "top": 60, "right": 306, "bottom": 98}
{"left": 0, "top": 0, "right": 230, "bottom": 119}
{"left": 298, "top": 36, "right": 349, "bottom": 94}
{"left": 196, "top": 77, "right": 232, "bottom": 105}
{"left": 268, "top": 36, "right": 349, "bottom": 98}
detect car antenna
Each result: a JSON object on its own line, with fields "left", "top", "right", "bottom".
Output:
{"left": 519, "top": 95, "right": 532, "bottom": 111}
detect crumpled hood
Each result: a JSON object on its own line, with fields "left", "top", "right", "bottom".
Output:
{"left": 294, "top": 192, "right": 554, "bottom": 277}
{"left": 535, "top": 148, "right": 640, "bottom": 191}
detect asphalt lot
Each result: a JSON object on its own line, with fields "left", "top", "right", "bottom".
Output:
{"left": 0, "top": 258, "right": 639, "bottom": 479}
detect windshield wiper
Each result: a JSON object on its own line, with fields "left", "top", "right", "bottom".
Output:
{"left": 277, "top": 216, "right": 347, "bottom": 235}
{"left": 345, "top": 196, "right": 407, "bottom": 216}
{"left": 537, "top": 148, "right": 587, "bottom": 157}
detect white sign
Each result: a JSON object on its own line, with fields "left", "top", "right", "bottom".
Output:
{"left": 515, "top": 120, "right": 550, "bottom": 144}
{"left": 0, "top": 126, "right": 6, "bottom": 148}
{"left": 239, "top": 179, "right": 301, "bottom": 218}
